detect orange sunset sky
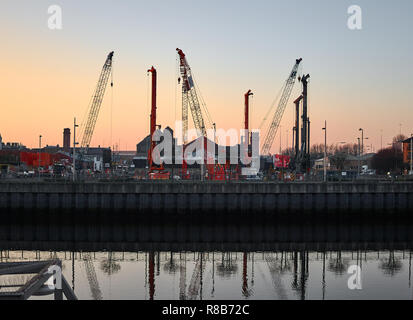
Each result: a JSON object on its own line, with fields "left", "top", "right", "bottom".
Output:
{"left": 1, "top": 0, "right": 412, "bottom": 153}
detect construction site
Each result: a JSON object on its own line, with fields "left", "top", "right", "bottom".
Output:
{"left": 0, "top": 49, "right": 325, "bottom": 182}
{"left": 2, "top": 46, "right": 412, "bottom": 183}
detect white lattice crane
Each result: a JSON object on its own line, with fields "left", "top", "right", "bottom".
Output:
{"left": 176, "top": 48, "right": 213, "bottom": 144}
{"left": 80, "top": 51, "right": 114, "bottom": 149}
{"left": 261, "top": 58, "right": 302, "bottom": 155}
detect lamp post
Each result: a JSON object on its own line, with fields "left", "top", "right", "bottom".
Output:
{"left": 380, "top": 129, "right": 383, "bottom": 151}
{"left": 357, "top": 138, "right": 361, "bottom": 177}
{"left": 409, "top": 133, "right": 413, "bottom": 175}
{"left": 73, "top": 118, "right": 79, "bottom": 182}
{"left": 359, "top": 128, "right": 364, "bottom": 155}
{"left": 322, "top": 121, "right": 327, "bottom": 182}
{"left": 38, "top": 135, "right": 42, "bottom": 179}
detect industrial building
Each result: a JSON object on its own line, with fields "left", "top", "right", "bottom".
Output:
{"left": 402, "top": 137, "right": 413, "bottom": 165}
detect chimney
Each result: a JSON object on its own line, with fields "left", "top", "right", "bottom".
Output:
{"left": 63, "top": 128, "right": 71, "bottom": 152}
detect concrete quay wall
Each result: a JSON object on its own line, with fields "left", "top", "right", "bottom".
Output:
{"left": 0, "top": 181, "right": 413, "bottom": 211}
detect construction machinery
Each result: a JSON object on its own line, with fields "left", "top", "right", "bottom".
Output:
{"left": 187, "top": 253, "right": 206, "bottom": 300}
{"left": 176, "top": 48, "right": 212, "bottom": 143}
{"left": 261, "top": 58, "right": 302, "bottom": 156}
{"left": 147, "top": 67, "right": 170, "bottom": 180}
{"left": 293, "top": 95, "right": 303, "bottom": 159}
{"left": 82, "top": 252, "right": 103, "bottom": 300}
{"left": 240, "top": 90, "right": 254, "bottom": 178}
{"left": 244, "top": 90, "right": 254, "bottom": 154}
{"left": 80, "top": 51, "right": 114, "bottom": 149}
{"left": 291, "top": 74, "right": 311, "bottom": 173}
{"left": 176, "top": 48, "right": 215, "bottom": 180}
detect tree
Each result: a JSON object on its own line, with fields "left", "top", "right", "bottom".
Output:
{"left": 330, "top": 152, "right": 347, "bottom": 171}
{"left": 392, "top": 134, "right": 407, "bottom": 152}
{"left": 371, "top": 147, "right": 403, "bottom": 174}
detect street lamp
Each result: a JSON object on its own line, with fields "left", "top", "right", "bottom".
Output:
{"left": 357, "top": 137, "right": 361, "bottom": 177}
{"left": 73, "top": 118, "right": 79, "bottom": 182}
{"left": 322, "top": 121, "right": 327, "bottom": 182}
{"left": 409, "top": 133, "right": 413, "bottom": 175}
{"left": 359, "top": 128, "right": 364, "bottom": 155}
{"left": 38, "top": 135, "right": 42, "bottom": 179}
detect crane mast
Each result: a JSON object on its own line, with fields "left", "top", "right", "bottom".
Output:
{"left": 80, "top": 51, "right": 114, "bottom": 149}
{"left": 261, "top": 58, "right": 302, "bottom": 155}
{"left": 176, "top": 48, "right": 208, "bottom": 143}
{"left": 147, "top": 66, "right": 170, "bottom": 180}
{"left": 244, "top": 90, "right": 253, "bottom": 153}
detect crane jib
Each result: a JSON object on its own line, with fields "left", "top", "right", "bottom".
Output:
{"left": 261, "top": 58, "right": 302, "bottom": 155}
{"left": 188, "top": 76, "right": 194, "bottom": 89}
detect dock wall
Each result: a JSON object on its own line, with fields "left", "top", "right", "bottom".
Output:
{"left": 1, "top": 181, "right": 413, "bottom": 212}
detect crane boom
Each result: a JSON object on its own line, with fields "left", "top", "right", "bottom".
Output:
{"left": 82, "top": 252, "right": 103, "bottom": 300}
{"left": 261, "top": 58, "right": 302, "bottom": 155}
{"left": 176, "top": 48, "right": 209, "bottom": 143}
{"left": 81, "top": 51, "right": 114, "bottom": 148}
{"left": 187, "top": 253, "right": 205, "bottom": 300}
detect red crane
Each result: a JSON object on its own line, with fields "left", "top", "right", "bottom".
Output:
{"left": 147, "top": 66, "right": 170, "bottom": 180}
{"left": 244, "top": 90, "right": 253, "bottom": 155}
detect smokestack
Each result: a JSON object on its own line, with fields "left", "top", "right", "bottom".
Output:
{"left": 63, "top": 128, "right": 71, "bottom": 152}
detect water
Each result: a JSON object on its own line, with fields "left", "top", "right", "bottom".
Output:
{"left": 1, "top": 209, "right": 413, "bottom": 300}
{"left": 1, "top": 249, "right": 412, "bottom": 300}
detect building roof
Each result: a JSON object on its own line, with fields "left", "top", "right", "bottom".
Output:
{"left": 344, "top": 153, "right": 376, "bottom": 161}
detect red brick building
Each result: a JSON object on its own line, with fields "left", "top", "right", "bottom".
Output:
{"left": 402, "top": 137, "right": 413, "bottom": 165}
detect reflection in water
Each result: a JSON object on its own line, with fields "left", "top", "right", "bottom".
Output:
{"left": 328, "top": 251, "right": 350, "bottom": 275}
{"left": 1, "top": 215, "right": 413, "bottom": 300}
{"left": 379, "top": 252, "right": 403, "bottom": 276}
{"left": 1, "top": 249, "right": 413, "bottom": 300}
{"left": 100, "top": 252, "right": 121, "bottom": 276}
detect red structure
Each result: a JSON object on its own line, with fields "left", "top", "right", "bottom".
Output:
{"left": 148, "top": 252, "right": 155, "bottom": 300}
{"left": 147, "top": 66, "right": 170, "bottom": 180}
{"left": 244, "top": 90, "right": 253, "bottom": 151}
{"left": 273, "top": 154, "right": 291, "bottom": 168}
{"left": 20, "top": 151, "right": 70, "bottom": 168}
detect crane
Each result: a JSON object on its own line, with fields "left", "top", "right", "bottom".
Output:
{"left": 80, "top": 51, "right": 114, "bottom": 149}
{"left": 244, "top": 90, "right": 253, "bottom": 152}
{"left": 264, "top": 253, "right": 288, "bottom": 300}
{"left": 147, "top": 66, "right": 170, "bottom": 180}
{"left": 82, "top": 252, "right": 103, "bottom": 300}
{"left": 187, "top": 253, "right": 206, "bottom": 300}
{"left": 176, "top": 48, "right": 212, "bottom": 143}
{"left": 176, "top": 48, "right": 214, "bottom": 179}
{"left": 261, "top": 58, "right": 302, "bottom": 155}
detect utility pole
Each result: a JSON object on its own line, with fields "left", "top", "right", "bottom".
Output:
{"left": 357, "top": 138, "right": 361, "bottom": 178}
{"left": 407, "top": 134, "right": 413, "bottom": 174}
{"left": 380, "top": 129, "right": 383, "bottom": 150}
{"left": 38, "top": 135, "right": 42, "bottom": 179}
{"left": 73, "top": 118, "right": 79, "bottom": 182}
{"left": 359, "top": 128, "right": 364, "bottom": 155}
{"left": 322, "top": 121, "right": 327, "bottom": 182}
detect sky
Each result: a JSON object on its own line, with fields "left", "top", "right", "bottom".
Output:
{"left": 0, "top": 0, "right": 412, "bottom": 153}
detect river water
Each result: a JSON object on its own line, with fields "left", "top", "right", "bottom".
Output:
{"left": 1, "top": 248, "right": 413, "bottom": 300}
{"left": 1, "top": 210, "right": 413, "bottom": 300}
